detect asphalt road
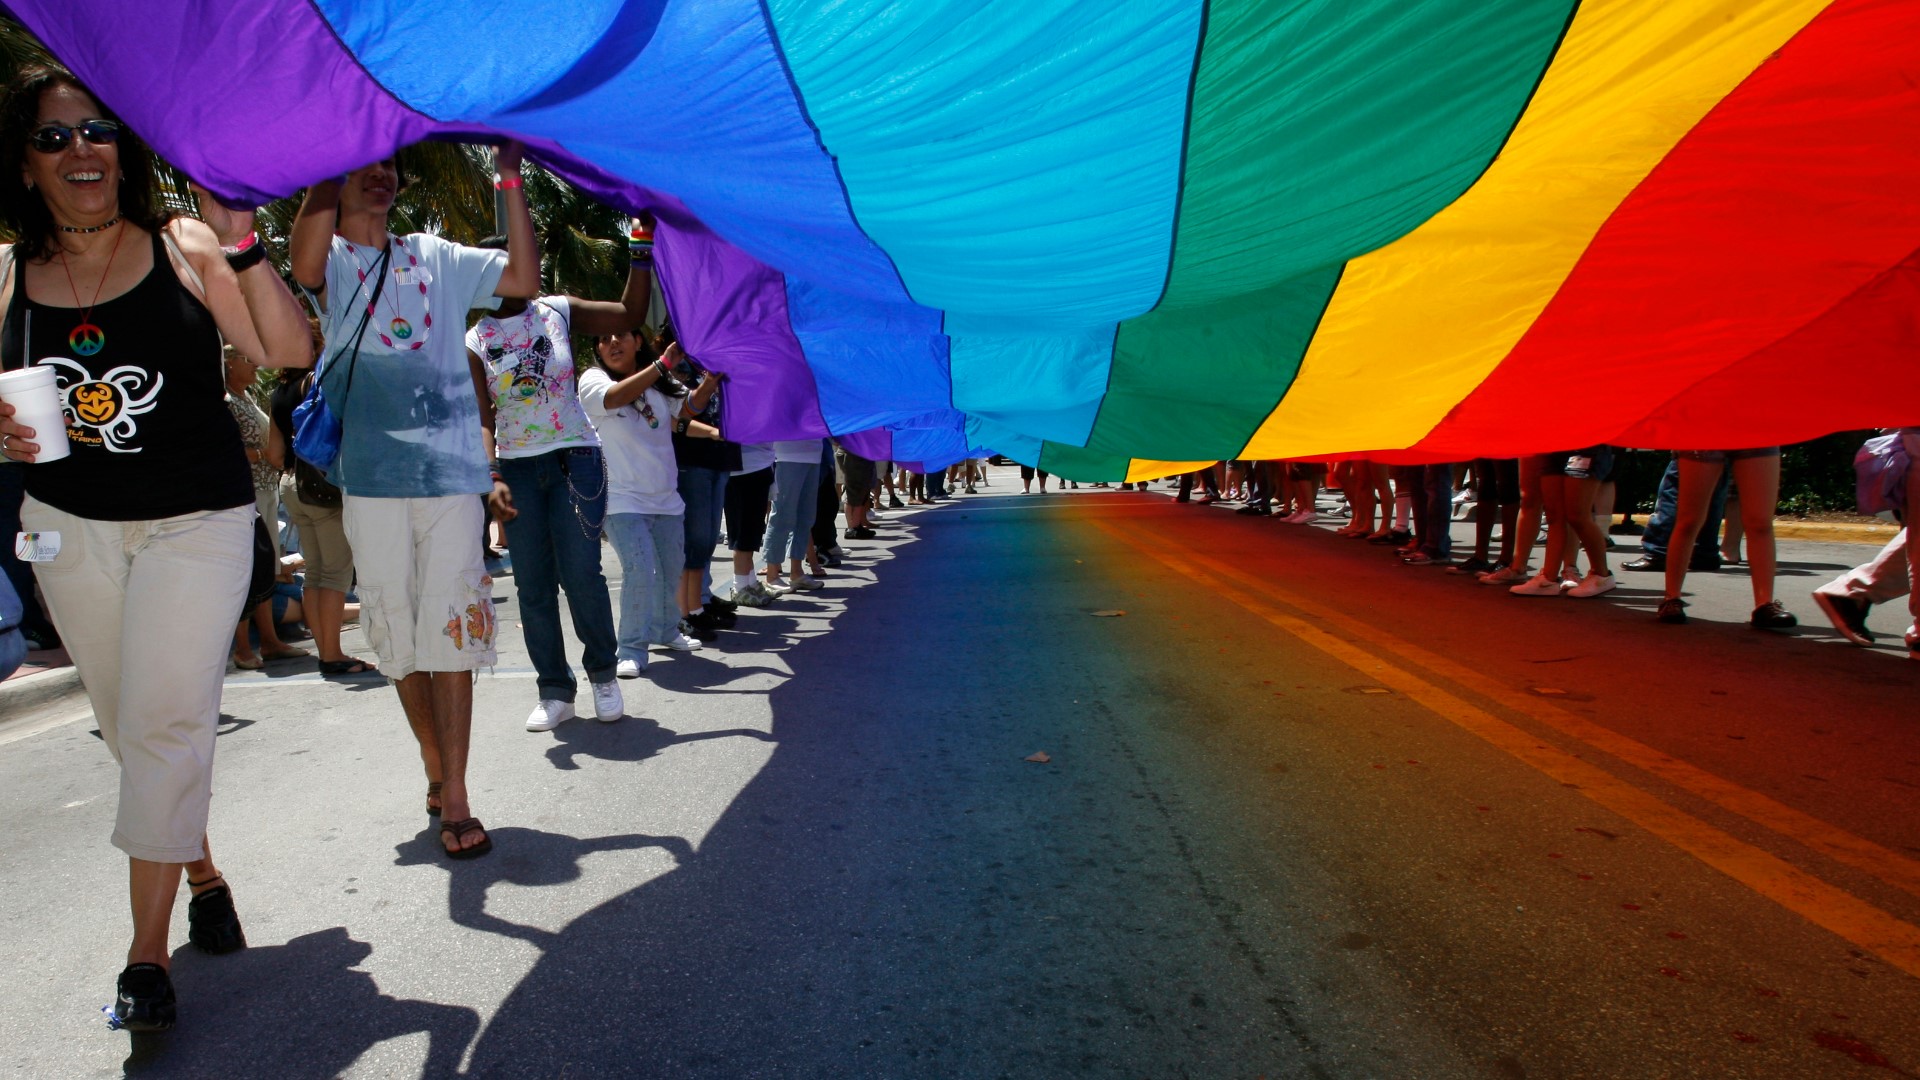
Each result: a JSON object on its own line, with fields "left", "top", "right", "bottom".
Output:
{"left": 3, "top": 469, "right": 1916, "bottom": 1079}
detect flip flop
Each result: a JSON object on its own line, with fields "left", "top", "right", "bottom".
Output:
{"left": 439, "top": 817, "right": 492, "bottom": 860}
{"left": 318, "top": 657, "right": 376, "bottom": 676}
{"left": 232, "top": 655, "right": 264, "bottom": 671}
{"left": 426, "top": 781, "right": 443, "bottom": 816}
{"left": 261, "top": 645, "right": 312, "bottom": 661}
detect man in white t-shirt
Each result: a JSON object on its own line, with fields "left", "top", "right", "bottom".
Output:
{"left": 291, "top": 143, "right": 541, "bottom": 861}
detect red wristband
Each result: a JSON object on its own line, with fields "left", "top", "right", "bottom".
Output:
{"left": 494, "top": 174, "right": 524, "bottom": 191}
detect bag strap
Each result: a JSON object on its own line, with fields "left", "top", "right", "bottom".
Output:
{"left": 159, "top": 228, "right": 204, "bottom": 297}
{"left": 324, "top": 243, "right": 391, "bottom": 416}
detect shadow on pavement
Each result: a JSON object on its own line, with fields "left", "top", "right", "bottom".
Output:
{"left": 453, "top": 509, "right": 1317, "bottom": 1079}
{"left": 123, "top": 927, "right": 478, "bottom": 1079}
{"left": 537, "top": 715, "right": 775, "bottom": 772}
{"left": 393, "top": 827, "right": 698, "bottom": 948}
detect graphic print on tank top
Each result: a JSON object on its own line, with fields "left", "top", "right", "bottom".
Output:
{"left": 466, "top": 298, "right": 596, "bottom": 457}
{"left": 35, "top": 354, "right": 163, "bottom": 452}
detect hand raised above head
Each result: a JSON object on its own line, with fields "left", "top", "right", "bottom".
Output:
{"left": 189, "top": 182, "right": 256, "bottom": 248}
{"left": 494, "top": 140, "right": 525, "bottom": 174}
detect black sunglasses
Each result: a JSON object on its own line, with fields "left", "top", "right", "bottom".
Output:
{"left": 29, "top": 119, "right": 122, "bottom": 155}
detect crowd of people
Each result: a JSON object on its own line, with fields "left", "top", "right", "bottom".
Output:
{"left": 1163, "top": 447, "right": 1918, "bottom": 645}
{"left": 0, "top": 66, "right": 968, "bottom": 1033}
{"left": 0, "top": 63, "right": 1913, "bottom": 1039}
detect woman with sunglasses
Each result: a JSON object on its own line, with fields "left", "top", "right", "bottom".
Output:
{"left": 0, "top": 66, "right": 312, "bottom": 1031}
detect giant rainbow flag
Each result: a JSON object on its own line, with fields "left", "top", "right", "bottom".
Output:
{"left": 10, "top": 0, "right": 1919, "bottom": 476}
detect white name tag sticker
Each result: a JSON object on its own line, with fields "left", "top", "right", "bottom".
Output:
{"left": 14, "top": 531, "right": 59, "bottom": 562}
{"left": 394, "top": 267, "right": 433, "bottom": 287}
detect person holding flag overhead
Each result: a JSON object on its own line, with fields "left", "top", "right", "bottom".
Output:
{"left": 290, "top": 144, "right": 540, "bottom": 861}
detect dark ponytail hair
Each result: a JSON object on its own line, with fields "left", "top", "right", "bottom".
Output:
{"left": 0, "top": 65, "right": 170, "bottom": 261}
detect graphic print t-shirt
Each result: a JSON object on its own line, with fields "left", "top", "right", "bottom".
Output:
{"left": 466, "top": 297, "right": 598, "bottom": 459}
{"left": 0, "top": 232, "right": 251, "bottom": 521}
{"left": 322, "top": 232, "right": 505, "bottom": 499}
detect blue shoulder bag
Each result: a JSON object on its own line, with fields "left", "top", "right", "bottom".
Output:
{"left": 293, "top": 245, "right": 389, "bottom": 476}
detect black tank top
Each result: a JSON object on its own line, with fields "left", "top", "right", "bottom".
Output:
{"left": 0, "top": 231, "right": 251, "bottom": 520}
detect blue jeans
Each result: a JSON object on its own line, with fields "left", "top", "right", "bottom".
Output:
{"left": 677, "top": 467, "right": 727, "bottom": 571}
{"left": 765, "top": 461, "right": 822, "bottom": 565}
{"left": 605, "top": 512, "right": 684, "bottom": 667}
{"left": 498, "top": 447, "right": 617, "bottom": 702}
{"left": 1641, "top": 456, "right": 1728, "bottom": 563}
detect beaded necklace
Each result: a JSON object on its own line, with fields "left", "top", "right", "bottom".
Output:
{"left": 343, "top": 234, "right": 429, "bottom": 350}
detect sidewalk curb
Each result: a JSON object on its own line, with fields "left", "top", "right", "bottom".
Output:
{"left": 0, "top": 662, "right": 84, "bottom": 718}
{"left": 1771, "top": 520, "right": 1900, "bottom": 544}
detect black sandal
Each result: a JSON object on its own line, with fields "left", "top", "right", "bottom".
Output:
{"left": 318, "top": 657, "right": 376, "bottom": 676}
{"left": 108, "top": 963, "right": 175, "bottom": 1032}
{"left": 439, "top": 817, "right": 493, "bottom": 860}
{"left": 186, "top": 875, "right": 247, "bottom": 954}
{"left": 426, "top": 781, "right": 443, "bottom": 816}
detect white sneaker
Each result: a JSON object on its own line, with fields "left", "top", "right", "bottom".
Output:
{"left": 1509, "top": 574, "right": 1565, "bottom": 597}
{"left": 1283, "top": 509, "right": 1317, "bottom": 524}
{"left": 763, "top": 577, "right": 795, "bottom": 596}
{"left": 591, "top": 679, "right": 624, "bottom": 722}
{"left": 731, "top": 581, "right": 774, "bottom": 607}
{"left": 1477, "top": 565, "right": 1526, "bottom": 585}
{"left": 616, "top": 658, "right": 643, "bottom": 679}
{"left": 791, "top": 574, "right": 824, "bottom": 592}
{"left": 661, "top": 632, "right": 703, "bottom": 652}
{"left": 526, "top": 699, "right": 575, "bottom": 732}
{"left": 1565, "top": 572, "right": 1617, "bottom": 599}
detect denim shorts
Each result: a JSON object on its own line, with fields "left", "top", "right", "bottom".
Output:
{"left": 1677, "top": 447, "right": 1780, "bottom": 464}
{"left": 1541, "top": 446, "right": 1615, "bottom": 481}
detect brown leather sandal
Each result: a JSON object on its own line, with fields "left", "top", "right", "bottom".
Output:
{"left": 439, "top": 817, "right": 492, "bottom": 860}
{"left": 426, "top": 781, "right": 443, "bottom": 816}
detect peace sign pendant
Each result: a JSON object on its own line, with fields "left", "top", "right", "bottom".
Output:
{"left": 389, "top": 317, "right": 413, "bottom": 341}
{"left": 69, "top": 322, "right": 105, "bottom": 357}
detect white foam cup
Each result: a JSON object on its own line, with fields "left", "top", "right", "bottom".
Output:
{"left": 0, "top": 364, "right": 71, "bottom": 463}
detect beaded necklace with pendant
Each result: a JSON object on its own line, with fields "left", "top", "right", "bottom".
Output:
{"left": 343, "top": 234, "right": 429, "bottom": 350}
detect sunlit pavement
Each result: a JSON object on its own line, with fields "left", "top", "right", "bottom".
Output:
{"left": 3, "top": 467, "right": 1916, "bottom": 1078}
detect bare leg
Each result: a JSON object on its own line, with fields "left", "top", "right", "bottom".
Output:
{"left": 251, "top": 600, "right": 291, "bottom": 653}
{"left": 1731, "top": 457, "right": 1780, "bottom": 607}
{"left": 1721, "top": 495, "right": 1745, "bottom": 563}
{"left": 1497, "top": 501, "right": 1521, "bottom": 567}
{"left": 231, "top": 620, "right": 258, "bottom": 665}
{"left": 1566, "top": 476, "right": 1611, "bottom": 575}
{"left": 678, "top": 569, "right": 702, "bottom": 616}
{"left": 1535, "top": 475, "right": 1570, "bottom": 582}
{"left": 429, "top": 672, "right": 482, "bottom": 851}
{"left": 306, "top": 585, "right": 349, "bottom": 662}
{"left": 126, "top": 835, "right": 223, "bottom": 968}
{"left": 394, "top": 673, "right": 444, "bottom": 787}
{"left": 127, "top": 859, "right": 185, "bottom": 968}
{"left": 1663, "top": 458, "right": 1725, "bottom": 601}
{"left": 1508, "top": 457, "right": 1545, "bottom": 571}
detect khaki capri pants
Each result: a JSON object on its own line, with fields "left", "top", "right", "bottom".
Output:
{"left": 281, "top": 479, "right": 354, "bottom": 593}
{"left": 21, "top": 497, "right": 251, "bottom": 863}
